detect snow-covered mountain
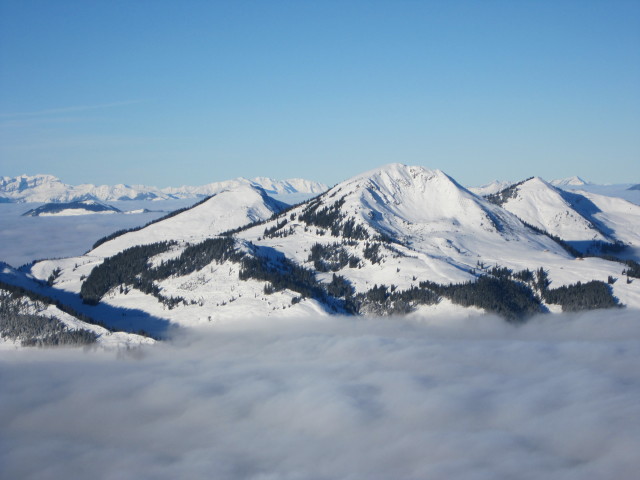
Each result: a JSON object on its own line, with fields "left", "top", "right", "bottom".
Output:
{"left": 550, "top": 176, "right": 590, "bottom": 187}
{"left": 548, "top": 177, "right": 640, "bottom": 206}
{"left": 486, "top": 178, "right": 610, "bottom": 244}
{"left": 0, "top": 174, "right": 171, "bottom": 202}
{"left": 485, "top": 177, "right": 640, "bottom": 255}
{"left": 470, "top": 175, "right": 640, "bottom": 207}
{"left": 22, "top": 200, "right": 122, "bottom": 217}
{"left": 0, "top": 174, "right": 328, "bottom": 203}
{"left": 17, "top": 164, "right": 638, "bottom": 335}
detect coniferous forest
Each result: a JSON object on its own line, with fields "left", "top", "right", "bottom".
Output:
{"left": 0, "top": 285, "right": 98, "bottom": 346}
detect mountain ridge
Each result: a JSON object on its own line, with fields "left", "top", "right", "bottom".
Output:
{"left": 0, "top": 174, "right": 328, "bottom": 203}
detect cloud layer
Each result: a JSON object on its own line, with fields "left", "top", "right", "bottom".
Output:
{"left": 2, "top": 310, "right": 640, "bottom": 480}
{"left": 0, "top": 202, "right": 187, "bottom": 267}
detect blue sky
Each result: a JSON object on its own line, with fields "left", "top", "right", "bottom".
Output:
{"left": 1, "top": 0, "right": 638, "bottom": 187}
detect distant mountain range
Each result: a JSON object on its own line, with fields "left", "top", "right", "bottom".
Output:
{"left": 0, "top": 174, "right": 328, "bottom": 203}
{"left": 2, "top": 163, "right": 638, "bottom": 346}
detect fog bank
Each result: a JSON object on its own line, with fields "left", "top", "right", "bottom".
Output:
{"left": 2, "top": 310, "right": 640, "bottom": 479}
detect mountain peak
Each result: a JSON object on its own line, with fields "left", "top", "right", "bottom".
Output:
{"left": 551, "top": 176, "right": 589, "bottom": 187}
{"left": 298, "top": 163, "right": 530, "bottom": 246}
{"left": 339, "top": 163, "right": 456, "bottom": 190}
{"left": 525, "top": 176, "right": 555, "bottom": 189}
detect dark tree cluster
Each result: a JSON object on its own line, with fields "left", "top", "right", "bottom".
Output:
{"left": 484, "top": 264, "right": 535, "bottom": 283}
{"left": 238, "top": 249, "right": 356, "bottom": 313}
{"left": 363, "top": 242, "right": 383, "bottom": 264}
{"left": 263, "top": 219, "right": 289, "bottom": 238}
{"left": 82, "top": 237, "right": 244, "bottom": 308}
{"left": 326, "top": 273, "right": 355, "bottom": 298}
{"left": 153, "top": 237, "right": 242, "bottom": 278}
{"left": 352, "top": 284, "right": 440, "bottom": 316}
{"left": 533, "top": 267, "right": 620, "bottom": 311}
{"left": 308, "top": 243, "right": 360, "bottom": 271}
{"left": 622, "top": 259, "right": 640, "bottom": 279}
{"left": 298, "top": 196, "right": 346, "bottom": 229}
{"left": 588, "top": 240, "right": 628, "bottom": 256}
{"left": 0, "top": 280, "right": 113, "bottom": 333}
{"left": 339, "top": 218, "right": 370, "bottom": 241}
{"left": 535, "top": 267, "right": 551, "bottom": 292}
{"left": 0, "top": 288, "right": 98, "bottom": 347}
{"left": 239, "top": 254, "right": 324, "bottom": 300}
{"left": 298, "top": 196, "right": 371, "bottom": 240}
{"left": 487, "top": 265, "right": 512, "bottom": 279}
{"left": 80, "top": 241, "right": 176, "bottom": 305}
{"left": 542, "top": 280, "right": 620, "bottom": 311}
{"left": 421, "top": 276, "right": 544, "bottom": 321}
{"left": 485, "top": 178, "right": 532, "bottom": 206}
{"left": 47, "top": 267, "right": 61, "bottom": 286}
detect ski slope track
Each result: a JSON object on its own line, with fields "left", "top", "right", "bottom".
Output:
{"left": 11, "top": 164, "right": 640, "bottom": 335}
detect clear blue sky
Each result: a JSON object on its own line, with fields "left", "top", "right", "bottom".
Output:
{"left": 1, "top": 0, "right": 638, "bottom": 187}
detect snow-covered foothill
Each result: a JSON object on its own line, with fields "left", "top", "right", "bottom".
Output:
{"left": 90, "top": 184, "right": 286, "bottom": 258}
{"left": 0, "top": 263, "right": 153, "bottom": 349}
{"left": 491, "top": 177, "right": 610, "bottom": 244}
{"left": 489, "top": 177, "right": 640, "bottom": 258}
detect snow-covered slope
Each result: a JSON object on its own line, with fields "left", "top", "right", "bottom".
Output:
{"left": 1, "top": 174, "right": 327, "bottom": 203}
{"left": 471, "top": 176, "right": 640, "bottom": 207}
{"left": 90, "top": 185, "right": 286, "bottom": 258}
{"left": 569, "top": 191, "right": 640, "bottom": 256}
{"left": 552, "top": 180, "right": 640, "bottom": 206}
{"left": 21, "top": 200, "right": 122, "bottom": 217}
{"left": 0, "top": 263, "right": 153, "bottom": 348}
{"left": 487, "top": 178, "right": 610, "bottom": 245}
{"left": 486, "top": 177, "right": 640, "bottom": 257}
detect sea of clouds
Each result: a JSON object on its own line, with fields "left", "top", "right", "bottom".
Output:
{"left": 0, "top": 200, "right": 193, "bottom": 267}
{"left": 2, "top": 310, "right": 639, "bottom": 480}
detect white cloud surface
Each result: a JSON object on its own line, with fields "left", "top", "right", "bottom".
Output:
{"left": 2, "top": 310, "right": 639, "bottom": 480}
{"left": 0, "top": 201, "right": 191, "bottom": 267}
